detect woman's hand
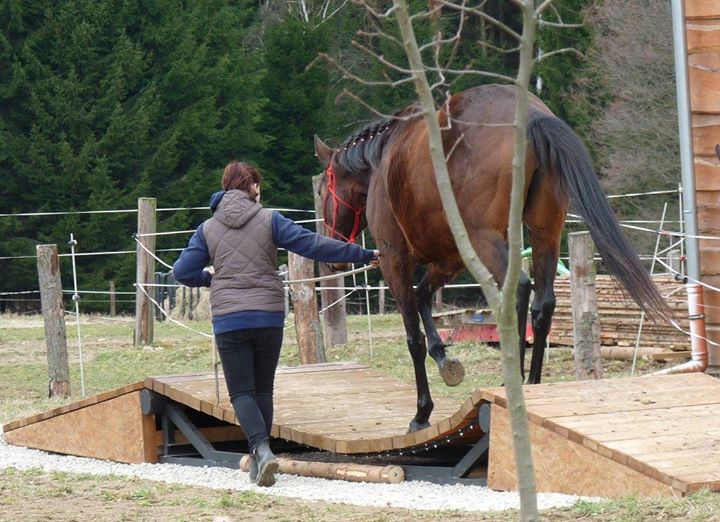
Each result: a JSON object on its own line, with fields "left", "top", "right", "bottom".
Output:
{"left": 369, "top": 250, "right": 381, "bottom": 268}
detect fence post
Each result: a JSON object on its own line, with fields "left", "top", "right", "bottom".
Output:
{"left": 434, "top": 288, "right": 443, "bottom": 312}
{"left": 109, "top": 280, "right": 116, "bottom": 317}
{"left": 288, "top": 252, "right": 325, "bottom": 364}
{"left": 569, "top": 231, "right": 603, "bottom": 380}
{"left": 36, "top": 244, "right": 71, "bottom": 398}
{"left": 134, "top": 197, "right": 156, "bottom": 346}
{"left": 313, "top": 174, "right": 348, "bottom": 348}
{"left": 668, "top": 249, "right": 681, "bottom": 275}
{"left": 188, "top": 287, "right": 194, "bottom": 320}
{"left": 279, "top": 264, "right": 290, "bottom": 316}
{"left": 378, "top": 280, "right": 386, "bottom": 315}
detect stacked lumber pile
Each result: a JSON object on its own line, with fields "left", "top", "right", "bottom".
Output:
{"left": 550, "top": 275, "right": 691, "bottom": 360}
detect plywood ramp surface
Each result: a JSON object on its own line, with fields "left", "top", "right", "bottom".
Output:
{"left": 146, "top": 362, "right": 477, "bottom": 454}
{"left": 484, "top": 373, "right": 720, "bottom": 497}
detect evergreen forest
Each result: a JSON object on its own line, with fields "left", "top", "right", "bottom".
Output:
{"left": 0, "top": 0, "right": 679, "bottom": 311}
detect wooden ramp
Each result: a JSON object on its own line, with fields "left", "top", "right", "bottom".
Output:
{"left": 4, "top": 364, "right": 720, "bottom": 497}
{"left": 483, "top": 373, "right": 720, "bottom": 497}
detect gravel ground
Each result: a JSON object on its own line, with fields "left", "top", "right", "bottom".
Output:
{"left": 0, "top": 432, "right": 587, "bottom": 513}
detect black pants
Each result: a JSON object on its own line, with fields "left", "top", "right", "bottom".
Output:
{"left": 215, "top": 327, "right": 283, "bottom": 452}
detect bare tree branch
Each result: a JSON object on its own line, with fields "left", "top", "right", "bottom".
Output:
{"left": 316, "top": 0, "right": 351, "bottom": 25}
{"left": 315, "top": 52, "right": 415, "bottom": 86}
{"left": 538, "top": 19, "right": 583, "bottom": 29}
{"left": 350, "top": 0, "right": 396, "bottom": 19}
{"left": 425, "top": 66, "right": 515, "bottom": 83}
{"left": 356, "top": 29, "right": 403, "bottom": 47}
{"left": 410, "top": 4, "right": 443, "bottom": 21}
{"left": 534, "top": 0, "right": 555, "bottom": 17}
{"left": 351, "top": 40, "right": 414, "bottom": 74}
{"left": 535, "top": 47, "right": 583, "bottom": 62}
{"left": 438, "top": 0, "right": 522, "bottom": 41}
{"left": 477, "top": 40, "right": 521, "bottom": 54}
{"left": 336, "top": 89, "right": 424, "bottom": 120}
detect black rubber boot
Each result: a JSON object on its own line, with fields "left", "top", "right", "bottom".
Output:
{"left": 253, "top": 440, "right": 279, "bottom": 487}
{"left": 247, "top": 456, "right": 258, "bottom": 482}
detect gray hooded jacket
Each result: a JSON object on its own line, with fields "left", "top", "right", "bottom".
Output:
{"left": 202, "top": 190, "right": 284, "bottom": 316}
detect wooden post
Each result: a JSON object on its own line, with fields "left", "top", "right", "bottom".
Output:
{"left": 668, "top": 249, "right": 681, "bottom": 275}
{"left": 180, "top": 286, "right": 186, "bottom": 318}
{"left": 434, "top": 288, "right": 443, "bottom": 312}
{"left": 109, "top": 280, "right": 116, "bottom": 317}
{"left": 569, "top": 232, "right": 603, "bottom": 380}
{"left": 279, "top": 264, "right": 290, "bottom": 317}
{"left": 134, "top": 197, "right": 156, "bottom": 347}
{"left": 36, "top": 244, "right": 71, "bottom": 398}
{"left": 288, "top": 252, "right": 325, "bottom": 364}
{"left": 378, "top": 280, "right": 386, "bottom": 315}
{"left": 188, "top": 287, "right": 194, "bottom": 321}
{"left": 313, "top": 174, "right": 348, "bottom": 348}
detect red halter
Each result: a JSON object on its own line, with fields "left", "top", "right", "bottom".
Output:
{"left": 322, "top": 162, "right": 365, "bottom": 244}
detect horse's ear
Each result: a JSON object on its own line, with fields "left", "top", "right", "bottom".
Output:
{"left": 314, "top": 135, "right": 332, "bottom": 164}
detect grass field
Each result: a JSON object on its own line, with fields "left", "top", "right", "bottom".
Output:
{"left": 1, "top": 312, "right": 718, "bottom": 520}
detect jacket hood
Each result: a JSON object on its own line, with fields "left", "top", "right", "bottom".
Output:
{"left": 212, "top": 190, "right": 263, "bottom": 229}
{"left": 209, "top": 191, "right": 226, "bottom": 212}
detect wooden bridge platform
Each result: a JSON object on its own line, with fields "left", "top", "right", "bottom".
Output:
{"left": 4, "top": 363, "right": 720, "bottom": 497}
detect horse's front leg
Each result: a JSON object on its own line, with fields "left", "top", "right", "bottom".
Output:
{"left": 416, "top": 266, "right": 465, "bottom": 387}
{"left": 380, "top": 253, "right": 434, "bottom": 432}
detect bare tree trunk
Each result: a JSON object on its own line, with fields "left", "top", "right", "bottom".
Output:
{"left": 497, "top": 3, "right": 538, "bottom": 519}
{"left": 392, "top": 1, "right": 538, "bottom": 518}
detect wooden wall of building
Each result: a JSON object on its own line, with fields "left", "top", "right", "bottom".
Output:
{"left": 686, "top": 1, "right": 720, "bottom": 369}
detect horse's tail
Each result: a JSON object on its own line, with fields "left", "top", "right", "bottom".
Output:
{"left": 526, "top": 113, "right": 670, "bottom": 321}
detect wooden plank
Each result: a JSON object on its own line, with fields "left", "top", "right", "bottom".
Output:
{"left": 481, "top": 374, "right": 717, "bottom": 408}
{"left": 548, "top": 403, "right": 719, "bottom": 434}
{"left": 685, "top": 0, "right": 720, "bottom": 19}
{"left": 687, "top": 20, "right": 720, "bottom": 53}
{"left": 693, "top": 114, "right": 720, "bottom": 156}
{"left": 689, "top": 53, "right": 720, "bottom": 113}
{"left": 4, "top": 392, "right": 151, "bottom": 464}
{"left": 695, "top": 157, "right": 720, "bottom": 191}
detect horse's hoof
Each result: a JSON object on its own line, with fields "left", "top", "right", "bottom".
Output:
{"left": 407, "top": 420, "right": 430, "bottom": 433}
{"left": 439, "top": 357, "right": 465, "bottom": 387}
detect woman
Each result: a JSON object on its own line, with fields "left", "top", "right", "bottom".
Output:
{"left": 173, "top": 161, "right": 378, "bottom": 487}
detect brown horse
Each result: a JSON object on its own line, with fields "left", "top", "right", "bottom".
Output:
{"left": 315, "top": 84, "right": 668, "bottom": 433}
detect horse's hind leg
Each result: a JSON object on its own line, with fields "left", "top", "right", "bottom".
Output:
{"left": 417, "top": 266, "right": 465, "bottom": 387}
{"left": 516, "top": 270, "right": 532, "bottom": 380}
{"left": 526, "top": 240, "right": 559, "bottom": 384}
{"left": 524, "top": 177, "right": 567, "bottom": 384}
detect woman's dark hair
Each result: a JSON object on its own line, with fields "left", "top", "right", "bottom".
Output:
{"left": 222, "top": 161, "right": 261, "bottom": 199}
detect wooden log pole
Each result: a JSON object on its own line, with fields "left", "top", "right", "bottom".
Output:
{"left": 36, "top": 244, "right": 71, "bottom": 398}
{"left": 313, "top": 174, "right": 348, "bottom": 348}
{"left": 288, "top": 252, "right": 325, "bottom": 364}
{"left": 569, "top": 231, "right": 603, "bottom": 380}
{"left": 109, "top": 280, "right": 116, "bottom": 317}
{"left": 134, "top": 197, "right": 156, "bottom": 347}
{"left": 239, "top": 455, "right": 404, "bottom": 484}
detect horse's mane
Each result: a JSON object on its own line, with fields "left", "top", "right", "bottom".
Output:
{"left": 333, "top": 105, "right": 419, "bottom": 176}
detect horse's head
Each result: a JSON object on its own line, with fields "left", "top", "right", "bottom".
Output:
{"left": 315, "top": 135, "right": 369, "bottom": 270}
